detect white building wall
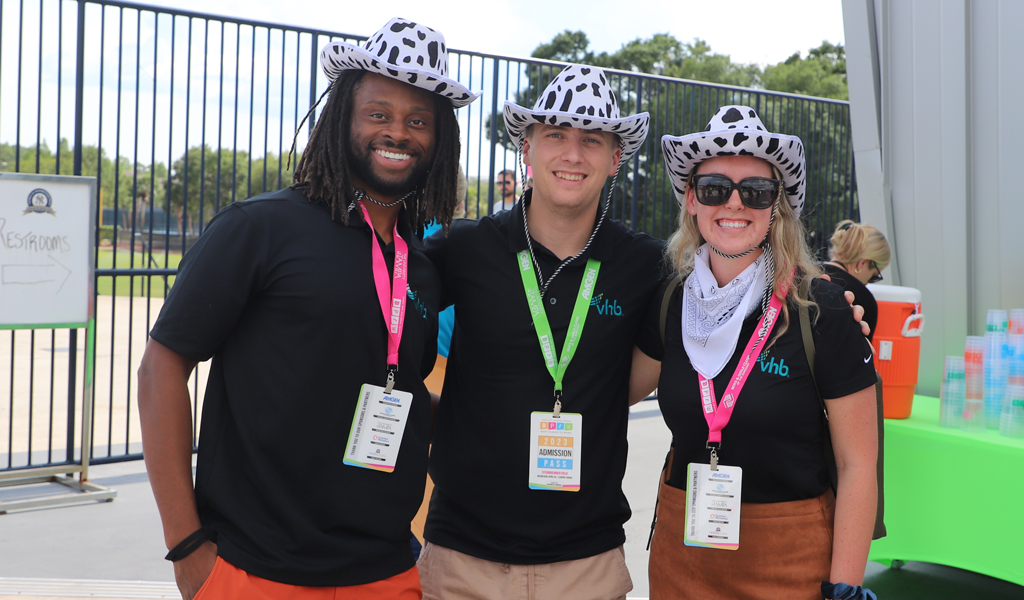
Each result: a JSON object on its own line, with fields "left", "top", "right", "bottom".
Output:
{"left": 843, "top": 0, "right": 1024, "bottom": 396}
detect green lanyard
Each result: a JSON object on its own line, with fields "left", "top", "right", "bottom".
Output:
{"left": 517, "top": 250, "right": 601, "bottom": 416}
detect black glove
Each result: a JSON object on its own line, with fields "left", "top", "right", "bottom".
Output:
{"left": 821, "top": 581, "right": 878, "bottom": 600}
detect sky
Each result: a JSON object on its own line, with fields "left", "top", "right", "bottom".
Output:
{"left": 138, "top": 0, "right": 846, "bottom": 67}
{"left": 0, "top": 0, "right": 846, "bottom": 179}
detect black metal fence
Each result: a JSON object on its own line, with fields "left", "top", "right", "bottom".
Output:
{"left": 0, "top": 0, "right": 858, "bottom": 472}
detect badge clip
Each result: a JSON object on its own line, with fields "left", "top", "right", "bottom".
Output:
{"left": 706, "top": 442, "right": 721, "bottom": 471}
{"left": 553, "top": 389, "right": 562, "bottom": 418}
{"left": 384, "top": 365, "right": 398, "bottom": 394}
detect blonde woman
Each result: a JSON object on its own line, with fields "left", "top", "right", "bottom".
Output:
{"left": 822, "top": 220, "right": 892, "bottom": 341}
{"left": 630, "top": 106, "right": 878, "bottom": 600}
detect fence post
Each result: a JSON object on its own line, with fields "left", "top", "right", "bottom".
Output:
{"left": 487, "top": 58, "right": 499, "bottom": 214}
{"left": 73, "top": 0, "right": 87, "bottom": 476}
{"left": 308, "top": 33, "right": 319, "bottom": 132}
{"left": 630, "top": 78, "right": 642, "bottom": 229}
{"left": 73, "top": 0, "right": 85, "bottom": 177}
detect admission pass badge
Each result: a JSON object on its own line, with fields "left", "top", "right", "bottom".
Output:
{"left": 528, "top": 412, "right": 583, "bottom": 491}
{"left": 343, "top": 384, "right": 413, "bottom": 473}
{"left": 683, "top": 462, "right": 743, "bottom": 550}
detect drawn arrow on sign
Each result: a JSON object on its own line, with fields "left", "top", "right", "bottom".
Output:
{"left": 1, "top": 254, "right": 73, "bottom": 293}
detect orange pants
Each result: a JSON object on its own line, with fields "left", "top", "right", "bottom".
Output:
{"left": 194, "top": 557, "right": 422, "bottom": 600}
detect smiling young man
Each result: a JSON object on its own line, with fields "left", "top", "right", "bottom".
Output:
{"left": 137, "top": 18, "right": 478, "bottom": 600}
{"left": 417, "top": 65, "right": 662, "bottom": 599}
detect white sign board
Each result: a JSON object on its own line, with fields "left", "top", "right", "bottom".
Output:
{"left": 0, "top": 173, "right": 96, "bottom": 327}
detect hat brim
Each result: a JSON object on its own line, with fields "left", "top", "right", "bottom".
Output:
{"left": 503, "top": 101, "right": 650, "bottom": 164}
{"left": 661, "top": 130, "right": 806, "bottom": 214}
{"left": 321, "top": 41, "right": 481, "bottom": 108}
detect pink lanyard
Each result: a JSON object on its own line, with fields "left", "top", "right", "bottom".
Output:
{"left": 358, "top": 202, "right": 408, "bottom": 390}
{"left": 697, "top": 291, "right": 784, "bottom": 457}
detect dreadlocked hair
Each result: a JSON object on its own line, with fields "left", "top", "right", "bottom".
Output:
{"left": 291, "top": 70, "right": 463, "bottom": 235}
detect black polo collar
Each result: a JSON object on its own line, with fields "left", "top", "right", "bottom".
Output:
{"left": 505, "top": 188, "right": 617, "bottom": 263}
{"left": 348, "top": 201, "right": 424, "bottom": 251}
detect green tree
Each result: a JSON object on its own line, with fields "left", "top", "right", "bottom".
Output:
{"left": 761, "top": 41, "right": 848, "bottom": 100}
{"left": 167, "top": 145, "right": 252, "bottom": 235}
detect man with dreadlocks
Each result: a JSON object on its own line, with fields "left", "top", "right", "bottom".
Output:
{"left": 416, "top": 65, "right": 661, "bottom": 599}
{"left": 137, "top": 18, "right": 478, "bottom": 600}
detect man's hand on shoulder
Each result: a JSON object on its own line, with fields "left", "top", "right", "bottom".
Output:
{"left": 818, "top": 273, "right": 871, "bottom": 337}
{"left": 174, "top": 541, "right": 218, "bottom": 600}
{"left": 844, "top": 290, "right": 870, "bottom": 338}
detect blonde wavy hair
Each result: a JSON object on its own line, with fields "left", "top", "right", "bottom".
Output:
{"left": 665, "top": 161, "right": 822, "bottom": 343}
{"left": 829, "top": 220, "right": 891, "bottom": 270}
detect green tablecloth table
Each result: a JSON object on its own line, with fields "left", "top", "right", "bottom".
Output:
{"left": 869, "top": 395, "right": 1024, "bottom": 585}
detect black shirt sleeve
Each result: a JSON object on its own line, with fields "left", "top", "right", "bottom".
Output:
{"left": 636, "top": 276, "right": 674, "bottom": 361}
{"left": 150, "top": 204, "right": 263, "bottom": 362}
{"left": 423, "top": 220, "right": 459, "bottom": 310}
{"left": 808, "top": 278, "right": 878, "bottom": 400}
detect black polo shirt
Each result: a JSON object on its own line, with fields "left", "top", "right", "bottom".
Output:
{"left": 150, "top": 187, "right": 439, "bottom": 586}
{"left": 822, "top": 262, "right": 878, "bottom": 341}
{"left": 423, "top": 193, "right": 666, "bottom": 564}
{"left": 636, "top": 277, "right": 877, "bottom": 503}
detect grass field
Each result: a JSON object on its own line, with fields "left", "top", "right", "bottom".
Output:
{"left": 96, "top": 249, "right": 182, "bottom": 297}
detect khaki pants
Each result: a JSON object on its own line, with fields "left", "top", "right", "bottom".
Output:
{"left": 417, "top": 542, "right": 632, "bottom": 600}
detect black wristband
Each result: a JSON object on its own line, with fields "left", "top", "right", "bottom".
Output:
{"left": 164, "top": 528, "right": 212, "bottom": 562}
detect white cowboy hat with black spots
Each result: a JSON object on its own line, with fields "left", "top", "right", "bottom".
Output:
{"left": 503, "top": 65, "right": 650, "bottom": 164}
{"left": 661, "top": 105, "right": 806, "bottom": 214}
{"left": 320, "top": 17, "right": 481, "bottom": 108}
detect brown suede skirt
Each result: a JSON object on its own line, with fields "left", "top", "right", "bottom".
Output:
{"left": 649, "top": 462, "right": 835, "bottom": 600}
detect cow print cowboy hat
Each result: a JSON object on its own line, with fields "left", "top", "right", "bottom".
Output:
{"left": 320, "top": 17, "right": 481, "bottom": 108}
{"left": 503, "top": 65, "right": 650, "bottom": 164}
{"left": 662, "top": 105, "right": 807, "bottom": 214}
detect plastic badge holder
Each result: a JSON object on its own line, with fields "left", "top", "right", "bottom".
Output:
{"left": 962, "top": 336, "right": 987, "bottom": 432}
{"left": 940, "top": 356, "right": 966, "bottom": 428}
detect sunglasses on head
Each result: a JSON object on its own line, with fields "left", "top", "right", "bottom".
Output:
{"left": 691, "top": 173, "right": 781, "bottom": 210}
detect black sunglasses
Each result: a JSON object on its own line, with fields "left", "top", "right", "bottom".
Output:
{"left": 868, "top": 261, "right": 883, "bottom": 284}
{"left": 691, "top": 174, "right": 781, "bottom": 210}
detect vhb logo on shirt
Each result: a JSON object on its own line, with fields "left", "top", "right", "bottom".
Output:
{"left": 589, "top": 293, "right": 622, "bottom": 316}
{"left": 758, "top": 350, "right": 790, "bottom": 377}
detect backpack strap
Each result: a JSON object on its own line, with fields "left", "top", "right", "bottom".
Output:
{"left": 659, "top": 274, "right": 684, "bottom": 347}
{"left": 798, "top": 302, "right": 887, "bottom": 540}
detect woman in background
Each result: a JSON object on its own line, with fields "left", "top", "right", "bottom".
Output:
{"left": 822, "top": 220, "right": 891, "bottom": 341}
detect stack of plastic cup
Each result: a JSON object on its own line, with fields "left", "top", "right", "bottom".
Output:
{"left": 1000, "top": 384, "right": 1024, "bottom": 437}
{"left": 1008, "top": 309, "right": 1024, "bottom": 335}
{"left": 963, "top": 336, "right": 986, "bottom": 432}
{"left": 1002, "top": 334, "right": 1024, "bottom": 437}
{"left": 987, "top": 309, "right": 1008, "bottom": 333}
{"left": 984, "top": 331, "right": 1009, "bottom": 428}
{"left": 1010, "top": 334, "right": 1024, "bottom": 381}
{"left": 940, "top": 356, "right": 966, "bottom": 428}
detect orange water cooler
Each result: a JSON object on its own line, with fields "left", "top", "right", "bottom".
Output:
{"left": 867, "top": 284, "right": 925, "bottom": 419}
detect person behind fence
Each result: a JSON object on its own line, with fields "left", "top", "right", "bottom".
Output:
{"left": 822, "top": 220, "right": 891, "bottom": 341}
{"left": 137, "top": 17, "right": 479, "bottom": 600}
{"left": 493, "top": 168, "right": 518, "bottom": 213}
{"left": 629, "top": 106, "right": 880, "bottom": 600}
{"left": 416, "top": 64, "right": 662, "bottom": 599}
